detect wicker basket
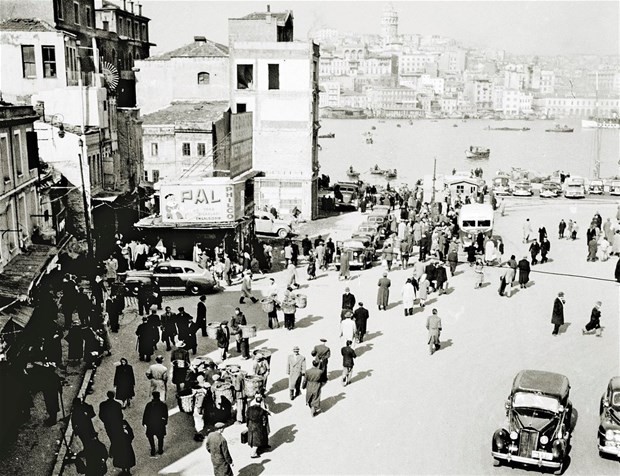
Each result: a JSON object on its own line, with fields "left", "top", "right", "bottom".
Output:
{"left": 282, "top": 302, "right": 297, "bottom": 314}
{"left": 243, "top": 374, "right": 264, "bottom": 398}
{"left": 295, "top": 293, "right": 307, "bottom": 308}
{"left": 178, "top": 391, "right": 194, "bottom": 413}
{"left": 261, "top": 299, "right": 275, "bottom": 313}
{"left": 206, "top": 322, "right": 220, "bottom": 339}
{"left": 240, "top": 325, "right": 257, "bottom": 338}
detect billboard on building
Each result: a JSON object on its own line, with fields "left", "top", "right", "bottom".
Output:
{"left": 230, "top": 112, "right": 253, "bottom": 177}
{"left": 160, "top": 181, "right": 240, "bottom": 223}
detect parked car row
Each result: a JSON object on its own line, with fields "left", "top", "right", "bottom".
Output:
{"left": 494, "top": 176, "right": 620, "bottom": 199}
{"left": 492, "top": 371, "right": 620, "bottom": 474}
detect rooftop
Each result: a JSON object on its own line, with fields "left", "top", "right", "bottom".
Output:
{"left": 147, "top": 38, "right": 229, "bottom": 60}
{"left": 0, "top": 17, "right": 56, "bottom": 32}
{"left": 141, "top": 101, "right": 229, "bottom": 126}
{"left": 232, "top": 11, "right": 291, "bottom": 24}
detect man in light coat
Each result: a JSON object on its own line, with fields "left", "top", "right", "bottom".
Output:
{"left": 146, "top": 355, "right": 168, "bottom": 401}
{"left": 286, "top": 346, "right": 306, "bottom": 400}
{"left": 206, "top": 422, "right": 233, "bottom": 476}
{"left": 426, "top": 308, "right": 442, "bottom": 355}
{"left": 340, "top": 314, "right": 357, "bottom": 346}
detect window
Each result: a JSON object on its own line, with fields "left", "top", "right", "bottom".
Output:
{"left": 42, "top": 46, "right": 57, "bottom": 78}
{"left": 134, "top": 21, "right": 139, "bottom": 38}
{"left": 151, "top": 143, "right": 158, "bottom": 156}
{"left": 197, "top": 143, "right": 206, "bottom": 156}
{"left": 0, "top": 136, "right": 11, "bottom": 182}
{"left": 56, "top": 0, "right": 63, "bottom": 20}
{"left": 197, "top": 72, "right": 210, "bottom": 84}
{"left": 85, "top": 6, "right": 91, "bottom": 26}
{"left": 144, "top": 170, "right": 148, "bottom": 181}
{"left": 236, "top": 64, "right": 253, "bottom": 89}
{"left": 13, "top": 133, "right": 23, "bottom": 176}
{"left": 182, "top": 143, "right": 190, "bottom": 156}
{"left": 102, "top": 20, "right": 109, "bottom": 31}
{"left": 141, "top": 24, "right": 146, "bottom": 41}
{"left": 268, "top": 63, "right": 280, "bottom": 90}
{"left": 73, "top": 2, "right": 79, "bottom": 24}
{"left": 7, "top": 202, "right": 16, "bottom": 251}
{"left": 21, "top": 45, "right": 36, "bottom": 78}
{"left": 152, "top": 169, "right": 160, "bottom": 182}
{"left": 237, "top": 103, "right": 247, "bottom": 113}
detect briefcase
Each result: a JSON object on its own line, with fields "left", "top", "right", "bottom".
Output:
{"left": 241, "top": 429, "right": 248, "bottom": 444}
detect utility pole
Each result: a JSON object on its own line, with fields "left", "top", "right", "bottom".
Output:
{"left": 77, "top": 57, "right": 94, "bottom": 263}
{"left": 431, "top": 156, "right": 437, "bottom": 204}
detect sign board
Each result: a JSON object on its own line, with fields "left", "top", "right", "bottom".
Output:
{"left": 160, "top": 182, "right": 237, "bottom": 223}
{"left": 230, "top": 112, "right": 253, "bottom": 177}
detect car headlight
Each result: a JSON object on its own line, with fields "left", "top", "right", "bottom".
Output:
{"left": 605, "top": 429, "right": 614, "bottom": 441}
{"left": 510, "top": 431, "right": 518, "bottom": 440}
{"left": 540, "top": 435, "right": 549, "bottom": 445}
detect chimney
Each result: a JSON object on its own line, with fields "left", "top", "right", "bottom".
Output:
{"left": 123, "top": 0, "right": 126, "bottom": 10}
{"left": 128, "top": 1, "right": 134, "bottom": 13}
{"left": 194, "top": 36, "right": 206, "bottom": 43}
{"left": 137, "top": 2, "right": 142, "bottom": 16}
{"left": 267, "top": 4, "right": 270, "bottom": 12}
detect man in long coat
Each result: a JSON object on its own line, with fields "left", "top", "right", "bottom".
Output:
{"left": 136, "top": 317, "right": 155, "bottom": 362}
{"left": 196, "top": 295, "right": 207, "bottom": 337}
{"left": 435, "top": 263, "right": 448, "bottom": 295}
{"left": 98, "top": 390, "right": 124, "bottom": 445}
{"left": 402, "top": 279, "right": 416, "bottom": 316}
{"left": 551, "top": 292, "right": 565, "bottom": 336}
{"left": 341, "top": 288, "right": 356, "bottom": 313}
{"left": 377, "top": 272, "right": 391, "bottom": 310}
{"left": 303, "top": 360, "right": 324, "bottom": 417}
{"left": 582, "top": 301, "right": 602, "bottom": 336}
{"left": 206, "top": 422, "right": 233, "bottom": 476}
{"left": 517, "top": 256, "right": 531, "bottom": 289}
{"left": 142, "top": 391, "right": 168, "bottom": 456}
{"left": 71, "top": 397, "right": 97, "bottom": 448}
{"left": 146, "top": 355, "right": 168, "bottom": 400}
{"left": 426, "top": 308, "right": 442, "bottom": 356}
{"left": 353, "top": 303, "right": 370, "bottom": 342}
{"left": 313, "top": 338, "right": 331, "bottom": 383}
{"left": 287, "top": 346, "right": 306, "bottom": 400}
{"left": 246, "top": 395, "right": 270, "bottom": 457}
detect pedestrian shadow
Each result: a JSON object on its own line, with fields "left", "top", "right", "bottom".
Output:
{"left": 266, "top": 377, "right": 288, "bottom": 396}
{"left": 322, "top": 392, "right": 346, "bottom": 412}
{"left": 349, "top": 369, "right": 373, "bottom": 384}
{"left": 559, "top": 322, "right": 571, "bottom": 335}
{"left": 266, "top": 423, "right": 297, "bottom": 452}
{"left": 438, "top": 338, "right": 453, "bottom": 352}
{"left": 363, "top": 330, "right": 383, "bottom": 342}
{"left": 386, "top": 301, "right": 401, "bottom": 310}
{"left": 479, "top": 282, "right": 491, "bottom": 289}
{"left": 295, "top": 314, "right": 322, "bottom": 329}
{"left": 453, "top": 269, "right": 465, "bottom": 277}
{"left": 327, "top": 370, "right": 340, "bottom": 381}
{"left": 264, "top": 395, "right": 291, "bottom": 414}
{"left": 237, "top": 458, "right": 272, "bottom": 476}
{"left": 354, "top": 343, "right": 373, "bottom": 357}
{"left": 249, "top": 340, "right": 269, "bottom": 352}
{"left": 425, "top": 297, "right": 438, "bottom": 306}
{"left": 443, "top": 287, "right": 454, "bottom": 295}
{"left": 411, "top": 307, "right": 424, "bottom": 316}
{"left": 526, "top": 281, "right": 535, "bottom": 288}
{"left": 509, "top": 288, "right": 520, "bottom": 297}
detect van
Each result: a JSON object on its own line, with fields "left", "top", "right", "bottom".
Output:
{"left": 458, "top": 204, "right": 494, "bottom": 246}
{"left": 564, "top": 176, "right": 586, "bottom": 199}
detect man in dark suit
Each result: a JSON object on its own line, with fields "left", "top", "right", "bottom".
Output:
{"left": 99, "top": 390, "right": 124, "bottom": 446}
{"left": 341, "top": 288, "right": 356, "bottom": 319}
{"left": 142, "top": 391, "right": 169, "bottom": 456}
{"left": 353, "top": 302, "right": 370, "bottom": 343}
{"left": 312, "top": 338, "right": 331, "bottom": 383}
{"left": 303, "top": 360, "right": 324, "bottom": 417}
{"left": 196, "top": 295, "right": 207, "bottom": 337}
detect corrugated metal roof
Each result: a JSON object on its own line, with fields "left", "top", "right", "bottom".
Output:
{"left": 0, "top": 18, "right": 57, "bottom": 32}
{"left": 0, "top": 244, "right": 58, "bottom": 300}
{"left": 141, "top": 101, "right": 229, "bottom": 126}
{"left": 147, "top": 39, "right": 229, "bottom": 60}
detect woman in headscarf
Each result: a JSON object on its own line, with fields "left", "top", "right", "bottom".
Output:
{"left": 418, "top": 274, "right": 429, "bottom": 308}
{"left": 246, "top": 395, "right": 270, "bottom": 458}
{"left": 401, "top": 278, "right": 416, "bottom": 316}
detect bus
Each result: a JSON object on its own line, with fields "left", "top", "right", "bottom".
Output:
{"left": 458, "top": 203, "right": 494, "bottom": 246}
{"left": 564, "top": 176, "right": 586, "bottom": 198}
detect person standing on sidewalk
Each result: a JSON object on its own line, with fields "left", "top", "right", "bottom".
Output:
{"left": 170, "top": 341, "right": 190, "bottom": 394}
{"left": 340, "top": 314, "right": 357, "bottom": 347}
{"left": 341, "top": 287, "right": 356, "bottom": 315}
{"left": 402, "top": 278, "right": 416, "bottom": 316}
{"left": 196, "top": 295, "right": 207, "bottom": 337}
{"left": 206, "top": 422, "right": 234, "bottom": 475}
{"left": 340, "top": 340, "right": 357, "bottom": 386}
{"left": 517, "top": 256, "right": 531, "bottom": 289}
{"left": 136, "top": 317, "right": 155, "bottom": 362}
{"left": 426, "top": 308, "right": 442, "bottom": 356}
{"left": 216, "top": 321, "right": 230, "bottom": 361}
{"left": 146, "top": 355, "right": 168, "bottom": 401}
{"left": 240, "top": 271, "right": 258, "bottom": 304}
{"left": 377, "top": 272, "right": 391, "bottom": 311}
{"left": 114, "top": 358, "right": 135, "bottom": 409}
{"left": 353, "top": 303, "right": 369, "bottom": 343}
{"left": 142, "top": 391, "right": 168, "bottom": 457}
{"left": 98, "top": 390, "right": 124, "bottom": 447}
{"left": 313, "top": 338, "right": 331, "bottom": 383}
{"left": 303, "top": 359, "right": 324, "bottom": 417}
{"left": 160, "top": 307, "right": 178, "bottom": 351}
{"left": 71, "top": 396, "right": 97, "bottom": 449}
{"left": 287, "top": 346, "right": 306, "bottom": 400}
{"left": 551, "top": 292, "right": 565, "bottom": 336}
{"left": 582, "top": 301, "right": 602, "bottom": 337}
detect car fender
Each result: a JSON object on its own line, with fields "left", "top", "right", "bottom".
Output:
{"left": 492, "top": 428, "right": 510, "bottom": 451}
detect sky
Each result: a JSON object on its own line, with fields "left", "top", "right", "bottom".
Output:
{"left": 139, "top": 0, "right": 619, "bottom": 57}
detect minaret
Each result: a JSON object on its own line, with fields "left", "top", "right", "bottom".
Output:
{"left": 381, "top": 3, "right": 398, "bottom": 46}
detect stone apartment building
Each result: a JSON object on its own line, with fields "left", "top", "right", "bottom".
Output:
{"left": 228, "top": 8, "right": 320, "bottom": 219}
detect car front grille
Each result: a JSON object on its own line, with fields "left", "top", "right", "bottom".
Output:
{"left": 519, "top": 429, "right": 539, "bottom": 458}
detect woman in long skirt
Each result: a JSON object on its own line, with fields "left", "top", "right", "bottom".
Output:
{"left": 114, "top": 358, "right": 135, "bottom": 408}
{"left": 111, "top": 420, "right": 136, "bottom": 475}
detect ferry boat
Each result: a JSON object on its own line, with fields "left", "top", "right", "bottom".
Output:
{"left": 581, "top": 118, "right": 620, "bottom": 129}
{"left": 466, "top": 146, "right": 490, "bottom": 159}
{"left": 486, "top": 126, "right": 530, "bottom": 131}
{"left": 370, "top": 165, "right": 385, "bottom": 175}
{"left": 545, "top": 124, "right": 574, "bottom": 133}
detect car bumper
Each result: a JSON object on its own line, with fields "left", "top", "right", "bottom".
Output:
{"left": 492, "top": 451, "right": 561, "bottom": 469}
{"left": 599, "top": 444, "right": 620, "bottom": 456}
{"left": 512, "top": 192, "right": 532, "bottom": 196}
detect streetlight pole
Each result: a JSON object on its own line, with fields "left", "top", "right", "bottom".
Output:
{"left": 431, "top": 156, "right": 437, "bottom": 204}
{"left": 78, "top": 140, "right": 94, "bottom": 262}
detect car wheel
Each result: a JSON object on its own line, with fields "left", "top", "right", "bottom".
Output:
{"left": 277, "top": 228, "right": 288, "bottom": 239}
{"left": 188, "top": 284, "right": 202, "bottom": 295}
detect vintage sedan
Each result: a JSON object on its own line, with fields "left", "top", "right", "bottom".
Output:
{"left": 540, "top": 181, "right": 563, "bottom": 198}
{"left": 512, "top": 180, "right": 534, "bottom": 197}
{"left": 492, "top": 370, "right": 572, "bottom": 474}
{"left": 122, "top": 260, "right": 217, "bottom": 295}
{"left": 334, "top": 238, "right": 375, "bottom": 269}
{"left": 254, "top": 211, "right": 293, "bottom": 238}
{"left": 598, "top": 376, "right": 620, "bottom": 458}
{"left": 589, "top": 179, "right": 604, "bottom": 195}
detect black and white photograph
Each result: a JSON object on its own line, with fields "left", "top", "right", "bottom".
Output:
{"left": 0, "top": 0, "right": 618, "bottom": 474}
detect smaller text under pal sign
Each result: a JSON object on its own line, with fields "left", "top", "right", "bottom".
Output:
{"left": 160, "top": 183, "right": 237, "bottom": 224}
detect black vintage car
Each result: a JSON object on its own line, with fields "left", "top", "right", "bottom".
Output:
{"left": 598, "top": 376, "right": 620, "bottom": 458}
{"left": 492, "top": 370, "right": 572, "bottom": 474}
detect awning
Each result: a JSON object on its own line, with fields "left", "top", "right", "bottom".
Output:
{"left": 134, "top": 215, "right": 252, "bottom": 230}
{"left": 0, "top": 244, "right": 58, "bottom": 301}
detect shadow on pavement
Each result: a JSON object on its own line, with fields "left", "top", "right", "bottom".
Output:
{"left": 295, "top": 314, "right": 322, "bottom": 329}
{"left": 266, "top": 377, "right": 288, "bottom": 396}
{"left": 386, "top": 301, "right": 401, "bottom": 310}
{"left": 526, "top": 281, "right": 536, "bottom": 288}
{"left": 363, "top": 331, "right": 383, "bottom": 342}
{"left": 268, "top": 423, "right": 297, "bottom": 451}
{"left": 264, "top": 396, "right": 291, "bottom": 414}
{"left": 327, "top": 370, "right": 340, "bottom": 381}
{"left": 479, "top": 282, "right": 491, "bottom": 289}
{"left": 355, "top": 343, "right": 373, "bottom": 357}
{"left": 322, "top": 392, "right": 346, "bottom": 412}
{"left": 249, "top": 339, "right": 269, "bottom": 352}
{"left": 438, "top": 338, "right": 453, "bottom": 352}
{"left": 559, "top": 322, "right": 571, "bottom": 335}
{"left": 237, "top": 458, "right": 272, "bottom": 476}
{"left": 349, "top": 369, "right": 373, "bottom": 384}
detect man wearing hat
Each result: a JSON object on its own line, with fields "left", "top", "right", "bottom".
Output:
{"left": 216, "top": 321, "right": 230, "bottom": 361}
{"left": 246, "top": 394, "right": 270, "bottom": 458}
{"left": 341, "top": 287, "right": 356, "bottom": 313}
{"left": 196, "top": 295, "right": 208, "bottom": 337}
{"left": 136, "top": 316, "right": 156, "bottom": 362}
{"left": 287, "top": 346, "right": 306, "bottom": 400}
{"left": 240, "top": 271, "right": 258, "bottom": 304}
{"left": 551, "top": 292, "right": 565, "bottom": 336}
{"left": 302, "top": 359, "right": 324, "bottom": 417}
{"left": 160, "top": 306, "right": 178, "bottom": 351}
{"left": 170, "top": 341, "right": 190, "bottom": 393}
{"left": 206, "top": 421, "right": 233, "bottom": 475}
{"left": 253, "top": 353, "right": 270, "bottom": 388}
{"left": 353, "top": 302, "right": 370, "bottom": 343}
{"left": 146, "top": 355, "right": 168, "bottom": 401}
{"left": 377, "top": 272, "right": 391, "bottom": 311}
{"left": 313, "top": 338, "right": 331, "bottom": 383}
{"left": 142, "top": 391, "right": 168, "bottom": 457}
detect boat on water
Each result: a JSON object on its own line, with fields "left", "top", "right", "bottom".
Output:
{"left": 486, "top": 126, "right": 530, "bottom": 131}
{"left": 383, "top": 169, "right": 397, "bottom": 179}
{"left": 366, "top": 137, "right": 374, "bottom": 144}
{"left": 347, "top": 166, "right": 360, "bottom": 179}
{"left": 378, "top": 120, "right": 386, "bottom": 123}
{"left": 453, "top": 124, "right": 458, "bottom": 128}
{"left": 545, "top": 124, "right": 574, "bottom": 133}
{"left": 581, "top": 118, "right": 620, "bottom": 129}
{"left": 371, "top": 126, "right": 376, "bottom": 130}
{"left": 370, "top": 165, "right": 385, "bottom": 175}
{"left": 318, "top": 132, "right": 335, "bottom": 138}
{"left": 466, "top": 146, "right": 490, "bottom": 159}
{"left": 396, "top": 124, "right": 401, "bottom": 128}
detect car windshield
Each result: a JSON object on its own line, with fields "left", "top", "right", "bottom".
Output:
{"left": 513, "top": 392, "right": 560, "bottom": 414}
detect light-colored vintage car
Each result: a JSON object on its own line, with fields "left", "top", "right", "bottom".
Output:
{"left": 254, "top": 211, "right": 293, "bottom": 238}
